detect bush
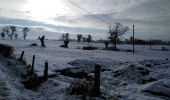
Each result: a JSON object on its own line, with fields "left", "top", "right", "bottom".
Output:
{"left": 162, "top": 47, "right": 168, "bottom": 51}
{"left": 0, "top": 43, "right": 13, "bottom": 58}
{"left": 82, "top": 46, "right": 97, "bottom": 50}
{"left": 60, "top": 44, "right": 68, "bottom": 48}
{"left": 29, "top": 43, "right": 38, "bottom": 46}
{"left": 67, "top": 79, "right": 93, "bottom": 96}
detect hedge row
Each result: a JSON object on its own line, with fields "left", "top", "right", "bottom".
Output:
{"left": 0, "top": 43, "right": 13, "bottom": 58}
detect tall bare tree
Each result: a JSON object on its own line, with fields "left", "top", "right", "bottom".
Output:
{"left": 77, "top": 34, "right": 82, "bottom": 43}
{"left": 64, "top": 33, "right": 69, "bottom": 47}
{"left": 87, "top": 35, "right": 92, "bottom": 44}
{"left": 39, "top": 35, "right": 46, "bottom": 47}
{"left": 2, "top": 27, "right": 9, "bottom": 39}
{"left": 14, "top": 33, "right": 18, "bottom": 39}
{"left": 22, "top": 27, "right": 30, "bottom": 40}
{"left": 9, "top": 26, "right": 16, "bottom": 39}
{"left": 1, "top": 32, "right": 5, "bottom": 39}
{"left": 108, "top": 23, "right": 129, "bottom": 50}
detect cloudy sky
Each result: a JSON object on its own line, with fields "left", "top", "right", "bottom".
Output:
{"left": 0, "top": 0, "right": 170, "bottom": 40}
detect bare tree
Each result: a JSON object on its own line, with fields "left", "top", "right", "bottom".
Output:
{"left": 2, "top": 27, "right": 9, "bottom": 39}
{"left": 104, "top": 40, "right": 109, "bottom": 49}
{"left": 87, "top": 35, "right": 92, "bottom": 44}
{"left": 82, "top": 37, "right": 86, "bottom": 42}
{"left": 14, "top": 33, "right": 18, "bottom": 39}
{"left": 60, "top": 33, "right": 70, "bottom": 48}
{"left": 22, "top": 27, "right": 30, "bottom": 40}
{"left": 39, "top": 35, "right": 46, "bottom": 47}
{"left": 9, "top": 26, "right": 16, "bottom": 39}
{"left": 77, "top": 34, "right": 82, "bottom": 43}
{"left": 64, "top": 33, "right": 69, "bottom": 47}
{"left": 1, "top": 31, "right": 5, "bottom": 39}
{"left": 108, "top": 23, "right": 129, "bottom": 50}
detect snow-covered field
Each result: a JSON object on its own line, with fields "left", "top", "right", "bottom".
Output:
{"left": 0, "top": 39, "right": 170, "bottom": 100}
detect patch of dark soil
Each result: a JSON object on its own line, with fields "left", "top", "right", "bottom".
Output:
{"left": 29, "top": 43, "right": 38, "bottom": 46}
{"left": 82, "top": 46, "right": 98, "bottom": 50}
{"left": 22, "top": 75, "right": 45, "bottom": 90}
{"left": 0, "top": 43, "right": 13, "bottom": 58}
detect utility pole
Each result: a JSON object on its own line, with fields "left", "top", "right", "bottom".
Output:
{"left": 115, "top": 27, "right": 118, "bottom": 50}
{"left": 133, "top": 25, "right": 135, "bottom": 54}
{"left": 150, "top": 37, "right": 152, "bottom": 51}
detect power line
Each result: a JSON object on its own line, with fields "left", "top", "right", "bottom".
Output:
{"left": 66, "top": 0, "right": 110, "bottom": 26}
{"left": 67, "top": 0, "right": 155, "bottom": 34}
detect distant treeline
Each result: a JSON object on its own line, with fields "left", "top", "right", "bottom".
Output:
{"left": 125, "top": 38, "right": 170, "bottom": 45}
{"left": 96, "top": 38, "right": 170, "bottom": 45}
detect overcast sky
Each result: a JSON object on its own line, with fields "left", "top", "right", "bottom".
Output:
{"left": 0, "top": 0, "right": 170, "bottom": 40}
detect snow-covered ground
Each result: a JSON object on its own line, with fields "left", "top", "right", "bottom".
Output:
{"left": 0, "top": 39, "right": 170, "bottom": 100}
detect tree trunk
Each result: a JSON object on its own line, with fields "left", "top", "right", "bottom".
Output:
{"left": 39, "top": 36, "right": 46, "bottom": 47}
{"left": 114, "top": 37, "right": 117, "bottom": 50}
{"left": 40, "top": 40, "right": 45, "bottom": 47}
{"left": 104, "top": 42, "right": 109, "bottom": 49}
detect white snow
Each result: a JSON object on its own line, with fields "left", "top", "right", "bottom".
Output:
{"left": 0, "top": 39, "right": 170, "bottom": 100}
{"left": 141, "top": 78, "right": 170, "bottom": 98}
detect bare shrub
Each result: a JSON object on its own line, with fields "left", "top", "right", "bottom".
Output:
{"left": 67, "top": 79, "right": 93, "bottom": 96}
{"left": 82, "top": 46, "right": 97, "bottom": 50}
{"left": 0, "top": 43, "right": 13, "bottom": 58}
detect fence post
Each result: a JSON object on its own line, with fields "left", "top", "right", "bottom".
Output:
{"left": 19, "top": 51, "right": 24, "bottom": 61}
{"left": 44, "top": 62, "right": 48, "bottom": 81}
{"left": 93, "top": 64, "right": 101, "bottom": 96}
{"left": 31, "top": 55, "right": 35, "bottom": 74}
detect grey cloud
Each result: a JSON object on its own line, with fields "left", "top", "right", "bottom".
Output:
{"left": 66, "top": 0, "right": 147, "bottom": 13}
{"left": 117, "top": 0, "right": 170, "bottom": 22}
{"left": 53, "top": 16, "right": 79, "bottom": 24}
{"left": 0, "top": 17, "right": 106, "bottom": 34}
{"left": 84, "top": 0, "right": 170, "bottom": 28}
{"left": 53, "top": 0, "right": 150, "bottom": 26}
{"left": 0, "top": 0, "right": 29, "bottom": 19}
{"left": 0, "top": 0, "right": 170, "bottom": 40}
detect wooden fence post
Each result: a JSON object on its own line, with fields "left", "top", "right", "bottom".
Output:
{"left": 44, "top": 62, "right": 48, "bottom": 81}
{"left": 19, "top": 51, "right": 24, "bottom": 61}
{"left": 31, "top": 55, "right": 35, "bottom": 74}
{"left": 92, "top": 64, "right": 101, "bottom": 96}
